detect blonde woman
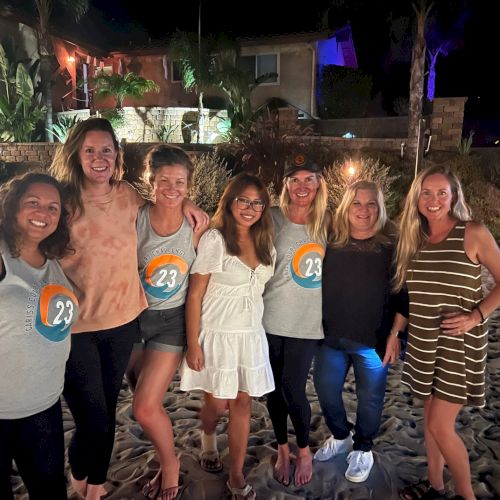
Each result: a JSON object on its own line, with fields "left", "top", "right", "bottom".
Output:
{"left": 313, "top": 181, "right": 408, "bottom": 483}
{"left": 262, "top": 155, "right": 330, "bottom": 487}
{"left": 394, "top": 166, "right": 500, "bottom": 500}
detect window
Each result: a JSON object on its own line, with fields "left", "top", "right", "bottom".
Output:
{"left": 238, "top": 54, "right": 278, "bottom": 84}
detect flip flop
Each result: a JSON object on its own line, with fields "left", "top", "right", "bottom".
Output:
{"left": 225, "top": 480, "right": 256, "bottom": 500}
{"left": 157, "top": 483, "right": 185, "bottom": 500}
{"left": 141, "top": 473, "right": 161, "bottom": 499}
{"left": 200, "top": 450, "right": 223, "bottom": 473}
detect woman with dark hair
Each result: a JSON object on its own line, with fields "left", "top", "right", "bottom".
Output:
{"left": 314, "top": 180, "right": 408, "bottom": 483}
{"left": 133, "top": 145, "right": 206, "bottom": 500}
{"left": 49, "top": 118, "right": 207, "bottom": 500}
{"left": 0, "top": 172, "right": 79, "bottom": 500}
{"left": 394, "top": 166, "right": 500, "bottom": 500}
{"left": 180, "top": 173, "right": 275, "bottom": 500}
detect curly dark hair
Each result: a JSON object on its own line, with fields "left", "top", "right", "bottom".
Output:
{"left": 0, "top": 172, "right": 72, "bottom": 259}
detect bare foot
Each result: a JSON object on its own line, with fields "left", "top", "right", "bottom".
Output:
{"left": 142, "top": 470, "right": 162, "bottom": 499}
{"left": 273, "top": 445, "right": 291, "bottom": 486}
{"left": 85, "top": 483, "right": 107, "bottom": 500}
{"left": 70, "top": 474, "right": 87, "bottom": 499}
{"left": 294, "top": 448, "right": 313, "bottom": 486}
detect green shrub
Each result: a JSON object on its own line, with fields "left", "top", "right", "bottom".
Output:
{"left": 190, "top": 152, "right": 231, "bottom": 215}
{"left": 51, "top": 114, "right": 81, "bottom": 143}
{"left": 323, "top": 156, "right": 398, "bottom": 214}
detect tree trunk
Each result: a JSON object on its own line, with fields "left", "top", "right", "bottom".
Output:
{"left": 407, "top": 1, "right": 431, "bottom": 160}
{"left": 197, "top": 90, "right": 204, "bottom": 144}
{"left": 40, "top": 54, "right": 54, "bottom": 142}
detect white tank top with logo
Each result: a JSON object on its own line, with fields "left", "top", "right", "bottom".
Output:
{"left": 0, "top": 240, "right": 79, "bottom": 419}
{"left": 263, "top": 207, "right": 325, "bottom": 339}
{"left": 137, "top": 204, "right": 196, "bottom": 310}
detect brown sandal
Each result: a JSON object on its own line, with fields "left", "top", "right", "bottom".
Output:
{"left": 200, "top": 450, "right": 223, "bottom": 473}
{"left": 400, "top": 479, "right": 447, "bottom": 500}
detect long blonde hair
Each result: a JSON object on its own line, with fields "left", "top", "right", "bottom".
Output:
{"left": 49, "top": 118, "right": 123, "bottom": 216}
{"left": 279, "top": 173, "right": 328, "bottom": 243}
{"left": 393, "top": 166, "right": 472, "bottom": 291}
{"left": 330, "top": 180, "right": 392, "bottom": 247}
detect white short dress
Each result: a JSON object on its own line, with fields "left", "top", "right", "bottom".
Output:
{"left": 179, "top": 229, "right": 276, "bottom": 399}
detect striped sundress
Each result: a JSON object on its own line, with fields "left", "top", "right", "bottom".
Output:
{"left": 401, "top": 223, "right": 488, "bottom": 407}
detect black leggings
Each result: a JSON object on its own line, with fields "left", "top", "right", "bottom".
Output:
{"left": 63, "top": 319, "right": 139, "bottom": 485}
{"left": 0, "top": 400, "right": 67, "bottom": 500}
{"left": 266, "top": 334, "right": 319, "bottom": 449}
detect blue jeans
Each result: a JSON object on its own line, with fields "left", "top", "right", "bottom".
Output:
{"left": 313, "top": 338, "right": 388, "bottom": 452}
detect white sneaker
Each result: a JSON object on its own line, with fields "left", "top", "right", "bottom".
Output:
{"left": 314, "top": 433, "right": 353, "bottom": 461}
{"left": 345, "top": 450, "right": 374, "bottom": 483}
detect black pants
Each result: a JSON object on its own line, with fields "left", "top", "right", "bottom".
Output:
{"left": 0, "top": 400, "right": 67, "bottom": 500}
{"left": 266, "top": 333, "right": 319, "bottom": 448}
{"left": 63, "top": 319, "right": 139, "bottom": 485}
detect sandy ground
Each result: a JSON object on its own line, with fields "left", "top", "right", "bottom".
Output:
{"left": 12, "top": 271, "right": 499, "bottom": 499}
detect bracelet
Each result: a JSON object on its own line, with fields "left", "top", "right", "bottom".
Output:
{"left": 475, "top": 304, "right": 486, "bottom": 323}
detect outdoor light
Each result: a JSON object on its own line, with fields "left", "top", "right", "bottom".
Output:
{"left": 341, "top": 159, "right": 358, "bottom": 181}
{"left": 67, "top": 56, "right": 75, "bottom": 63}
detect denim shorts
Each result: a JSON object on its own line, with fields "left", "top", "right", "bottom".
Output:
{"left": 137, "top": 305, "right": 186, "bottom": 353}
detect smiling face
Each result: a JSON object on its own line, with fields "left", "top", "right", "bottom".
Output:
{"left": 230, "top": 185, "right": 264, "bottom": 230}
{"left": 78, "top": 130, "right": 118, "bottom": 188}
{"left": 286, "top": 170, "right": 320, "bottom": 208}
{"left": 16, "top": 182, "right": 61, "bottom": 244}
{"left": 348, "top": 188, "right": 379, "bottom": 238}
{"left": 151, "top": 164, "right": 189, "bottom": 209}
{"left": 418, "top": 173, "right": 454, "bottom": 222}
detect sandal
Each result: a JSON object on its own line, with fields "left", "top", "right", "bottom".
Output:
{"left": 225, "top": 480, "right": 256, "bottom": 500}
{"left": 200, "top": 450, "right": 223, "bottom": 473}
{"left": 157, "top": 483, "right": 185, "bottom": 500}
{"left": 400, "top": 479, "right": 447, "bottom": 500}
{"left": 142, "top": 473, "right": 161, "bottom": 499}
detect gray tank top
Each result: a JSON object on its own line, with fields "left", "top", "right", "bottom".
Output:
{"left": 263, "top": 207, "right": 325, "bottom": 339}
{"left": 0, "top": 240, "right": 78, "bottom": 419}
{"left": 137, "top": 204, "right": 196, "bottom": 310}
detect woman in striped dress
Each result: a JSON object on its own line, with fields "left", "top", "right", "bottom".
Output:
{"left": 393, "top": 166, "right": 500, "bottom": 500}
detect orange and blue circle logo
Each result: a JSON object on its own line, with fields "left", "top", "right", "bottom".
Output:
{"left": 142, "top": 254, "right": 189, "bottom": 300}
{"left": 289, "top": 243, "right": 324, "bottom": 289}
{"left": 35, "top": 284, "right": 78, "bottom": 342}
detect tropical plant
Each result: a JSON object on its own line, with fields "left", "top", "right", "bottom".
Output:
{"left": 457, "top": 130, "right": 474, "bottom": 155}
{"left": 217, "top": 111, "right": 315, "bottom": 192}
{"left": 90, "top": 71, "right": 159, "bottom": 109}
{"left": 34, "top": 0, "right": 89, "bottom": 142}
{"left": 0, "top": 43, "right": 46, "bottom": 142}
{"left": 156, "top": 121, "right": 179, "bottom": 142}
{"left": 99, "top": 108, "right": 126, "bottom": 129}
{"left": 50, "top": 113, "right": 81, "bottom": 142}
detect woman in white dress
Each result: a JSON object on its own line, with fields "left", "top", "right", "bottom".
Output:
{"left": 180, "top": 173, "right": 275, "bottom": 500}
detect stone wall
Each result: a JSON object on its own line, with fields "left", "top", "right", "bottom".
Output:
{"left": 429, "top": 97, "right": 467, "bottom": 151}
{"left": 77, "top": 107, "right": 228, "bottom": 144}
{"left": 0, "top": 143, "right": 57, "bottom": 167}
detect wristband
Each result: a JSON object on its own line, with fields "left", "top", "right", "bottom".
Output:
{"left": 475, "top": 304, "right": 486, "bottom": 323}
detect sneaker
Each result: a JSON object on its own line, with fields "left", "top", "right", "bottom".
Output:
{"left": 345, "top": 450, "right": 374, "bottom": 483}
{"left": 314, "top": 433, "right": 353, "bottom": 461}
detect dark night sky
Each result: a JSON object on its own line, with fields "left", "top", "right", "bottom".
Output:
{"left": 2, "top": 0, "right": 498, "bottom": 124}
{"left": 87, "top": 0, "right": 497, "bottom": 114}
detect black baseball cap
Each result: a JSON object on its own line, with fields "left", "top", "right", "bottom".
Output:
{"left": 284, "top": 154, "right": 322, "bottom": 177}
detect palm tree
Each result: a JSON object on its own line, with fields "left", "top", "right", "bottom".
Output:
{"left": 34, "top": 0, "right": 89, "bottom": 142}
{"left": 90, "top": 72, "right": 160, "bottom": 108}
{"left": 169, "top": 31, "right": 223, "bottom": 143}
{"left": 407, "top": 0, "right": 433, "bottom": 159}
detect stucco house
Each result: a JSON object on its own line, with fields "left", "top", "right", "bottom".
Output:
{"left": 0, "top": 7, "right": 357, "bottom": 141}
